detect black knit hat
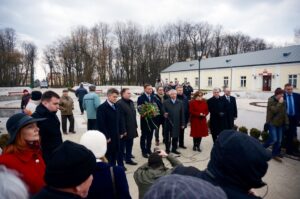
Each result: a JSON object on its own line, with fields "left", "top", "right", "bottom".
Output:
{"left": 45, "top": 141, "right": 96, "bottom": 188}
{"left": 31, "top": 91, "right": 42, "bottom": 101}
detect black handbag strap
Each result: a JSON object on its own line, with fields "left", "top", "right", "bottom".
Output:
{"left": 110, "top": 166, "right": 117, "bottom": 199}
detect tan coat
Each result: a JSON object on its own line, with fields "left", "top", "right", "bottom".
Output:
{"left": 59, "top": 95, "right": 74, "bottom": 115}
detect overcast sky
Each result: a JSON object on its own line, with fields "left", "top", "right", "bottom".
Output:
{"left": 1, "top": 0, "right": 299, "bottom": 79}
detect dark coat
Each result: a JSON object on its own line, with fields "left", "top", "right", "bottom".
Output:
{"left": 21, "top": 94, "right": 31, "bottom": 109}
{"left": 173, "top": 131, "right": 271, "bottom": 199}
{"left": 75, "top": 87, "right": 88, "bottom": 101}
{"left": 222, "top": 95, "right": 238, "bottom": 129}
{"left": 87, "top": 162, "right": 131, "bottom": 199}
{"left": 97, "top": 101, "right": 125, "bottom": 152}
{"left": 32, "top": 187, "right": 82, "bottom": 199}
{"left": 284, "top": 92, "right": 300, "bottom": 121}
{"left": 207, "top": 96, "right": 228, "bottom": 135}
{"left": 177, "top": 94, "right": 189, "bottom": 126}
{"left": 162, "top": 98, "right": 185, "bottom": 138}
{"left": 266, "top": 96, "right": 289, "bottom": 127}
{"left": 117, "top": 98, "right": 138, "bottom": 139}
{"left": 32, "top": 104, "right": 62, "bottom": 163}
{"left": 137, "top": 93, "right": 159, "bottom": 132}
{"left": 153, "top": 94, "right": 165, "bottom": 126}
{"left": 183, "top": 85, "right": 193, "bottom": 100}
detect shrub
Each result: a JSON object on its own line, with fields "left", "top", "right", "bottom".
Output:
{"left": 261, "top": 131, "right": 269, "bottom": 142}
{"left": 250, "top": 128, "right": 261, "bottom": 139}
{"left": 238, "top": 126, "right": 248, "bottom": 134}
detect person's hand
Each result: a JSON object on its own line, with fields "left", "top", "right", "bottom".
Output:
{"left": 124, "top": 132, "right": 127, "bottom": 136}
{"left": 279, "top": 97, "right": 284, "bottom": 103}
{"left": 200, "top": 113, "right": 205, "bottom": 117}
{"left": 107, "top": 138, "right": 111, "bottom": 143}
{"left": 158, "top": 149, "right": 168, "bottom": 158}
{"left": 164, "top": 113, "right": 169, "bottom": 118}
{"left": 181, "top": 126, "right": 185, "bottom": 129}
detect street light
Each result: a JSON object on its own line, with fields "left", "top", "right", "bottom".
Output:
{"left": 197, "top": 50, "right": 202, "bottom": 91}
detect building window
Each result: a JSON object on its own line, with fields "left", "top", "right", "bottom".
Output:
{"left": 195, "top": 77, "right": 199, "bottom": 87}
{"left": 224, "top": 76, "right": 229, "bottom": 87}
{"left": 241, "top": 76, "right": 247, "bottom": 87}
{"left": 208, "top": 77, "right": 212, "bottom": 87}
{"left": 184, "top": 77, "right": 187, "bottom": 83}
{"left": 288, "top": 74, "right": 297, "bottom": 88}
{"left": 165, "top": 78, "right": 168, "bottom": 84}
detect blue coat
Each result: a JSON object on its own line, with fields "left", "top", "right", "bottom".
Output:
{"left": 87, "top": 162, "right": 131, "bottom": 199}
{"left": 75, "top": 87, "right": 88, "bottom": 101}
{"left": 83, "top": 92, "right": 100, "bottom": 119}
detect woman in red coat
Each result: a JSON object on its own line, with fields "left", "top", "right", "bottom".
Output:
{"left": 189, "top": 91, "right": 209, "bottom": 151}
{"left": 0, "top": 113, "right": 46, "bottom": 196}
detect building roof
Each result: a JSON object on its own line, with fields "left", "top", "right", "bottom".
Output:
{"left": 161, "top": 45, "right": 300, "bottom": 73}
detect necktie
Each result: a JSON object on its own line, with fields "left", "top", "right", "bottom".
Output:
{"left": 227, "top": 96, "right": 230, "bottom": 102}
{"left": 288, "top": 95, "right": 294, "bottom": 116}
{"left": 111, "top": 104, "right": 116, "bottom": 110}
{"left": 148, "top": 95, "right": 151, "bottom": 102}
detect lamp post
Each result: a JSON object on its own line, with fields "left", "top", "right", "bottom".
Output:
{"left": 197, "top": 50, "right": 202, "bottom": 91}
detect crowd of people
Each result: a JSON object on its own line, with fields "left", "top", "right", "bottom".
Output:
{"left": 0, "top": 81, "right": 298, "bottom": 198}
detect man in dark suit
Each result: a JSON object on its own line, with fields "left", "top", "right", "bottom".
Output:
{"left": 137, "top": 84, "right": 159, "bottom": 158}
{"left": 153, "top": 86, "right": 166, "bottom": 146}
{"left": 176, "top": 85, "right": 189, "bottom": 149}
{"left": 117, "top": 88, "right": 138, "bottom": 165}
{"left": 97, "top": 88, "right": 125, "bottom": 166}
{"left": 222, "top": 87, "right": 238, "bottom": 129}
{"left": 163, "top": 89, "right": 185, "bottom": 154}
{"left": 284, "top": 83, "right": 300, "bottom": 156}
{"left": 207, "top": 88, "right": 228, "bottom": 143}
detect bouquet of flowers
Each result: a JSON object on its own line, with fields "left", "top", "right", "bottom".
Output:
{"left": 138, "top": 102, "right": 160, "bottom": 131}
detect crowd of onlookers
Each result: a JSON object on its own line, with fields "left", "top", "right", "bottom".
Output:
{"left": 0, "top": 80, "right": 298, "bottom": 199}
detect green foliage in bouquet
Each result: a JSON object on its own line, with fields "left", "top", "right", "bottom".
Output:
{"left": 250, "top": 128, "right": 261, "bottom": 139}
{"left": 238, "top": 126, "right": 248, "bottom": 134}
{"left": 139, "top": 102, "right": 160, "bottom": 130}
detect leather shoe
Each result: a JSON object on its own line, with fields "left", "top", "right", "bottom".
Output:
{"left": 193, "top": 146, "right": 196, "bottom": 151}
{"left": 63, "top": 132, "right": 68, "bottom": 135}
{"left": 272, "top": 156, "right": 283, "bottom": 162}
{"left": 171, "top": 150, "right": 181, "bottom": 155}
{"left": 142, "top": 153, "right": 149, "bottom": 158}
{"left": 126, "top": 160, "right": 138, "bottom": 165}
{"left": 179, "top": 145, "right": 187, "bottom": 149}
{"left": 131, "top": 155, "right": 135, "bottom": 159}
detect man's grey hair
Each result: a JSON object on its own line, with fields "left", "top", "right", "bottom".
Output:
{"left": 213, "top": 87, "right": 221, "bottom": 92}
{"left": 89, "top": 85, "right": 96, "bottom": 92}
{"left": 0, "top": 166, "right": 28, "bottom": 199}
{"left": 169, "top": 89, "right": 177, "bottom": 94}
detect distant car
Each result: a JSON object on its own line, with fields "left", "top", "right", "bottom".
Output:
{"left": 40, "top": 80, "right": 48, "bottom": 89}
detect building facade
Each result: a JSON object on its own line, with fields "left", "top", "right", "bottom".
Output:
{"left": 161, "top": 45, "right": 300, "bottom": 92}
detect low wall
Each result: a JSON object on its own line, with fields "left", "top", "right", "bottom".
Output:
{"left": 0, "top": 108, "right": 21, "bottom": 117}
{"left": 0, "top": 95, "right": 21, "bottom": 101}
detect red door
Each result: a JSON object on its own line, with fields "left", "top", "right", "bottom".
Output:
{"left": 262, "top": 76, "right": 271, "bottom": 91}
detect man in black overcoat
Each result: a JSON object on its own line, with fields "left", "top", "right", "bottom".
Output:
{"left": 137, "top": 84, "right": 159, "bottom": 158}
{"left": 207, "top": 88, "right": 228, "bottom": 143}
{"left": 32, "top": 91, "right": 62, "bottom": 164}
{"left": 163, "top": 89, "right": 185, "bottom": 154}
{"left": 97, "top": 88, "right": 125, "bottom": 166}
{"left": 222, "top": 87, "right": 238, "bottom": 129}
{"left": 117, "top": 88, "right": 138, "bottom": 165}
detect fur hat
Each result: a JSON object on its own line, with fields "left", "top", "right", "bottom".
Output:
{"left": 80, "top": 130, "right": 107, "bottom": 159}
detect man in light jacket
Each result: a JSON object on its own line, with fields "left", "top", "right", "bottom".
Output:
{"left": 83, "top": 85, "right": 101, "bottom": 130}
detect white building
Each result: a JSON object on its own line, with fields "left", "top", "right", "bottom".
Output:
{"left": 160, "top": 45, "right": 300, "bottom": 92}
